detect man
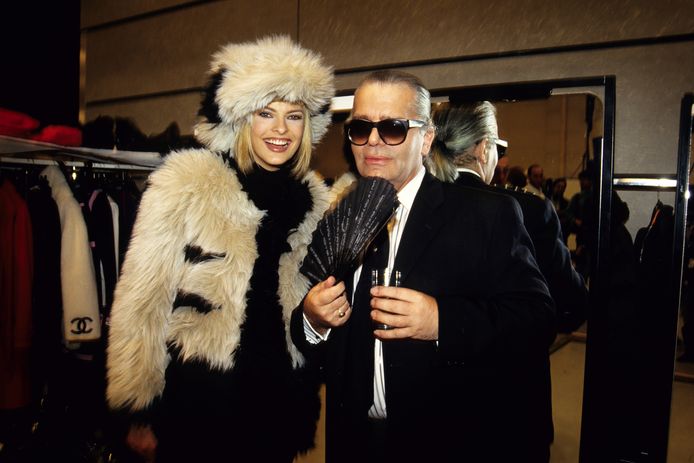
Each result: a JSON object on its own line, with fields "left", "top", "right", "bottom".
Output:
{"left": 431, "top": 101, "right": 587, "bottom": 333}
{"left": 567, "top": 169, "right": 595, "bottom": 278}
{"left": 291, "top": 71, "right": 555, "bottom": 462}
{"left": 491, "top": 149, "right": 509, "bottom": 186}
{"left": 550, "top": 177, "right": 571, "bottom": 242}
{"left": 527, "top": 163, "right": 546, "bottom": 198}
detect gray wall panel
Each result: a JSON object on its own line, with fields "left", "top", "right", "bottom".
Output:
{"left": 81, "top": 0, "right": 197, "bottom": 29}
{"left": 84, "top": 0, "right": 297, "bottom": 102}
{"left": 85, "top": 91, "right": 201, "bottom": 136}
{"left": 301, "top": 0, "right": 694, "bottom": 70}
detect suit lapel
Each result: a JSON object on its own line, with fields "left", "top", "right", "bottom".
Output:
{"left": 394, "top": 173, "right": 446, "bottom": 283}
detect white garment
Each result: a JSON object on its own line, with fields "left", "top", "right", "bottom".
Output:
{"left": 42, "top": 166, "right": 101, "bottom": 342}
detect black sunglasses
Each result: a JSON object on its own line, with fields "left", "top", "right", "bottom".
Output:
{"left": 346, "top": 118, "right": 427, "bottom": 146}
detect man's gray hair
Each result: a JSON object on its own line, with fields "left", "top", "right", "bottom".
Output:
{"left": 434, "top": 101, "right": 498, "bottom": 159}
{"left": 357, "top": 70, "right": 432, "bottom": 123}
{"left": 428, "top": 101, "right": 499, "bottom": 182}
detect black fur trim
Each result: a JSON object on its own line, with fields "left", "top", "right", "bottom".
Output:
{"left": 172, "top": 291, "right": 220, "bottom": 314}
{"left": 183, "top": 244, "right": 226, "bottom": 263}
{"left": 198, "top": 70, "right": 225, "bottom": 123}
{"left": 317, "top": 101, "right": 331, "bottom": 115}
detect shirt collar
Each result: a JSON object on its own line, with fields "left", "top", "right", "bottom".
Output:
{"left": 397, "top": 165, "right": 426, "bottom": 213}
{"left": 457, "top": 167, "right": 482, "bottom": 179}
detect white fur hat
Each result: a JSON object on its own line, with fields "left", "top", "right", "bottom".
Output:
{"left": 194, "top": 35, "right": 335, "bottom": 153}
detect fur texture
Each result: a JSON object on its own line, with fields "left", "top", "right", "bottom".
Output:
{"left": 106, "top": 148, "right": 330, "bottom": 411}
{"left": 194, "top": 35, "right": 335, "bottom": 153}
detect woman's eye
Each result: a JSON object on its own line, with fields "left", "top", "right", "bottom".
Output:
{"left": 258, "top": 111, "right": 272, "bottom": 118}
{"left": 288, "top": 114, "right": 303, "bottom": 121}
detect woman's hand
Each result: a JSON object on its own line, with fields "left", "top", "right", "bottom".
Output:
{"left": 303, "top": 276, "right": 351, "bottom": 335}
{"left": 126, "top": 424, "right": 158, "bottom": 462}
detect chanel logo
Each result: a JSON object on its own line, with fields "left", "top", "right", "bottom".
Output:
{"left": 70, "top": 317, "right": 94, "bottom": 334}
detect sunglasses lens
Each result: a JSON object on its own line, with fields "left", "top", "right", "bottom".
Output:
{"left": 497, "top": 145, "right": 507, "bottom": 158}
{"left": 347, "top": 119, "right": 411, "bottom": 145}
{"left": 378, "top": 119, "right": 408, "bottom": 145}
{"left": 347, "top": 120, "right": 372, "bottom": 145}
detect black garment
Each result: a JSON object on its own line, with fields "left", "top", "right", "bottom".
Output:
{"left": 292, "top": 173, "right": 555, "bottom": 463}
{"left": 84, "top": 190, "right": 117, "bottom": 318}
{"left": 456, "top": 172, "right": 587, "bottom": 333}
{"left": 567, "top": 188, "right": 595, "bottom": 279}
{"left": 627, "top": 201, "right": 675, "bottom": 454}
{"left": 26, "top": 182, "right": 63, "bottom": 405}
{"left": 155, "top": 163, "right": 319, "bottom": 462}
{"left": 681, "top": 225, "right": 694, "bottom": 362}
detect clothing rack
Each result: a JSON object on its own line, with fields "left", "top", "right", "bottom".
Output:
{"left": 0, "top": 134, "right": 162, "bottom": 170}
{"left": 612, "top": 173, "right": 678, "bottom": 191}
{"left": 0, "top": 156, "right": 151, "bottom": 171}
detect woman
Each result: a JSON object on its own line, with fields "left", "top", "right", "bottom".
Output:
{"left": 106, "top": 35, "right": 334, "bottom": 462}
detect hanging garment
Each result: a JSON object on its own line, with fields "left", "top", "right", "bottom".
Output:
{"left": 26, "top": 180, "right": 63, "bottom": 403}
{"left": 106, "top": 195, "right": 120, "bottom": 277}
{"left": 41, "top": 166, "right": 100, "bottom": 342}
{"left": 86, "top": 189, "right": 117, "bottom": 318}
{"left": 0, "top": 178, "right": 33, "bottom": 409}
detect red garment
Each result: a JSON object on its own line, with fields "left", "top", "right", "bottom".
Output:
{"left": 0, "top": 107, "right": 39, "bottom": 138}
{"left": 0, "top": 179, "right": 34, "bottom": 409}
{"left": 32, "top": 125, "right": 82, "bottom": 146}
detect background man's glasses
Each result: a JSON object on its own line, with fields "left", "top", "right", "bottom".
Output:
{"left": 346, "top": 118, "right": 426, "bottom": 146}
{"left": 496, "top": 138, "right": 508, "bottom": 158}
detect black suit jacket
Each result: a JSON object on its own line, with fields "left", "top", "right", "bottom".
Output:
{"left": 292, "top": 173, "right": 556, "bottom": 462}
{"left": 457, "top": 172, "right": 588, "bottom": 332}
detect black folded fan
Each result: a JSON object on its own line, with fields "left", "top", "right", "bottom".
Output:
{"left": 301, "top": 176, "right": 399, "bottom": 285}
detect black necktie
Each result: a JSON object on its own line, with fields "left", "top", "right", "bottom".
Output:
{"left": 353, "top": 225, "right": 390, "bottom": 314}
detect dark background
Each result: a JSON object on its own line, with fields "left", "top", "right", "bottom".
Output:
{"left": 1, "top": 1, "right": 81, "bottom": 127}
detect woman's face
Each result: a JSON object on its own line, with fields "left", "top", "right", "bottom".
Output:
{"left": 250, "top": 101, "right": 305, "bottom": 171}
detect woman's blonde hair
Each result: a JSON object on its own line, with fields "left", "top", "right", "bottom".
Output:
{"left": 234, "top": 104, "right": 313, "bottom": 177}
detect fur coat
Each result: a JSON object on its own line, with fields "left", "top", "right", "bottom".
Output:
{"left": 106, "top": 148, "right": 331, "bottom": 420}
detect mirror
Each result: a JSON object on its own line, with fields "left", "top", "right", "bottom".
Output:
{"left": 668, "top": 93, "right": 694, "bottom": 461}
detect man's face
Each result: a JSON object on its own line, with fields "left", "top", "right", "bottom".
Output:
{"left": 494, "top": 154, "right": 509, "bottom": 185}
{"left": 350, "top": 82, "right": 434, "bottom": 191}
{"left": 529, "top": 166, "right": 544, "bottom": 189}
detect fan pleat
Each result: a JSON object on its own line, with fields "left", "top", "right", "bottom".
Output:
{"left": 300, "top": 176, "right": 399, "bottom": 285}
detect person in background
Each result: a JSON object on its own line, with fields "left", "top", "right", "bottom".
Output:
{"left": 292, "top": 71, "right": 555, "bottom": 462}
{"left": 508, "top": 165, "right": 528, "bottom": 189}
{"left": 551, "top": 177, "right": 571, "bottom": 242}
{"left": 491, "top": 150, "right": 509, "bottom": 186}
{"left": 567, "top": 169, "right": 595, "bottom": 278}
{"left": 681, "top": 191, "right": 694, "bottom": 363}
{"left": 106, "top": 35, "right": 335, "bottom": 462}
{"left": 526, "top": 163, "right": 546, "bottom": 198}
{"left": 551, "top": 177, "right": 569, "bottom": 211}
{"left": 431, "top": 101, "right": 587, "bottom": 333}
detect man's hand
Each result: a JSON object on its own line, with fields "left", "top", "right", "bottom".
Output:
{"left": 126, "top": 424, "right": 157, "bottom": 462}
{"left": 303, "top": 276, "right": 351, "bottom": 335}
{"left": 370, "top": 286, "right": 438, "bottom": 340}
